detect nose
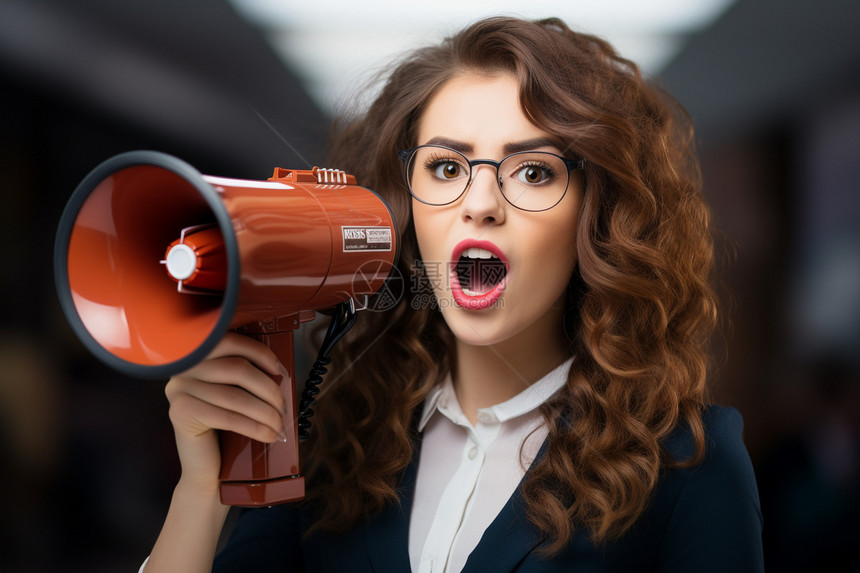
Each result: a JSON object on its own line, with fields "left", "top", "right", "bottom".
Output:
{"left": 459, "top": 164, "right": 506, "bottom": 225}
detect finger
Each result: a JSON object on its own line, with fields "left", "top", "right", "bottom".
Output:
{"left": 169, "top": 392, "right": 281, "bottom": 443}
{"left": 205, "top": 332, "right": 281, "bottom": 377}
{"left": 170, "top": 355, "right": 285, "bottom": 414}
{"left": 179, "top": 377, "right": 284, "bottom": 437}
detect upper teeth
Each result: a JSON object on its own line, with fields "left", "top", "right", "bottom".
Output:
{"left": 462, "top": 247, "right": 496, "bottom": 259}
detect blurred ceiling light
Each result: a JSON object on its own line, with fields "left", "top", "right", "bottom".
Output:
{"left": 228, "top": 0, "right": 737, "bottom": 115}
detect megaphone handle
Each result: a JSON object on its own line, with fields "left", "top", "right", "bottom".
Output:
{"left": 218, "top": 328, "right": 305, "bottom": 506}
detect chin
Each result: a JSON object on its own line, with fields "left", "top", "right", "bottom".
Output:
{"left": 439, "top": 299, "right": 536, "bottom": 349}
{"left": 436, "top": 285, "right": 568, "bottom": 352}
{"left": 447, "top": 322, "right": 508, "bottom": 348}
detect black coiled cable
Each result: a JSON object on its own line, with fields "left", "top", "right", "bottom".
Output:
{"left": 297, "top": 300, "right": 357, "bottom": 440}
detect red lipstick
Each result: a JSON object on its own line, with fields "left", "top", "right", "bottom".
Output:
{"left": 449, "top": 239, "right": 509, "bottom": 310}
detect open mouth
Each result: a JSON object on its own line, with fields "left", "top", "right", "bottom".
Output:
{"left": 455, "top": 247, "right": 508, "bottom": 295}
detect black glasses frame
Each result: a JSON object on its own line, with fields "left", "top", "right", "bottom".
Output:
{"left": 397, "top": 145, "right": 586, "bottom": 212}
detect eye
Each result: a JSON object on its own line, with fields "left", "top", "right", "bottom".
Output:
{"left": 513, "top": 162, "right": 556, "bottom": 185}
{"left": 424, "top": 154, "right": 468, "bottom": 182}
{"left": 435, "top": 162, "right": 462, "bottom": 180}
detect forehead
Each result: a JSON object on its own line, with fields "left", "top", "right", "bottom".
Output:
{"left": 416, "top": 72, "right": 556, "bottom": 153}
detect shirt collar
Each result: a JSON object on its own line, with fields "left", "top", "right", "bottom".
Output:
{"left": 417, "top": 357, "right": 573, "bottom": 431}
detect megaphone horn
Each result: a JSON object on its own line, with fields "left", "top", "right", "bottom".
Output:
{"left": 54, "top": 150, "right": 399, "bottom": 506}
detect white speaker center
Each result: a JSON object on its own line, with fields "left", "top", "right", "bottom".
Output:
{"left": 165, "top": 243, "right": 198, "bottom": 281}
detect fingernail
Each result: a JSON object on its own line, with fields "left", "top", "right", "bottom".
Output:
{"left": 276, "top": 429, "right": 290, "bottom": 443}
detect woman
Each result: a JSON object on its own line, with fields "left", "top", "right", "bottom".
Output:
{"left": 143, "top": 16, "right": 763, "bottom": 572}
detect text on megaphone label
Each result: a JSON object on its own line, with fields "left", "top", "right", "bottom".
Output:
{"left": 341, "top": 226, "right": 393, "bottom": 252}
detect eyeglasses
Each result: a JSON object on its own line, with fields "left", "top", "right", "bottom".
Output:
{"left": 398, "top": 145, "right": 585, "bottom": 212}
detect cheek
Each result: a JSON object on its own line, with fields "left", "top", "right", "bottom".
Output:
{"left": 411, "top": 204, "right": 454, "bottom": 299}
{"left": 553, "top": 192, "right": 582, "bottom": 267}
{"left": 411, "top": 203, "right": 429, "bottom": 259}
{"left": 539, "top": 197, "right": 580, "bottom": 254}
{"left": 532, "top": 237, "right": 578, "bottom": 294}
{"left": 526, "top": 210, "right": 580, "bottom": 291}
{"left": 411, "top": 201, "right": 445, "bottom": 260}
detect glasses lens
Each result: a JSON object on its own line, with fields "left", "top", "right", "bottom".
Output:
{"left": 498, "top": 152, "right": 569, "bottom": 211}
{"left": 407, "top": 146, "right": 470, "bottom": 205}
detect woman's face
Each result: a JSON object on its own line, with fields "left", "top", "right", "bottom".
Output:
{"left": 411, "top": 72, "right": 583, "bottom": 350}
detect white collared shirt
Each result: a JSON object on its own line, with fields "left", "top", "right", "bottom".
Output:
{"left": 409, "top": 358, "right": 572, "bottom": 573}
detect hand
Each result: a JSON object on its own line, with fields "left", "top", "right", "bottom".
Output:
{"left": 164, "top": 332, "right": 286, "bottom": 495}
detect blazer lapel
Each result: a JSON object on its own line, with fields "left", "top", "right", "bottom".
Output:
{"left": 363, "top": 442, "right": 420, "bottom": 573}
{"left": 363, "top": 432, "right": 552, "bottom": 573}
{"left": 461, "top": 438, "right": 550, "bottom": 573}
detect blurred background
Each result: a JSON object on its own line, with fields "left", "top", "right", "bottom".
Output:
{"left": 0, "top": 0, "right": 858, "bottom": 570}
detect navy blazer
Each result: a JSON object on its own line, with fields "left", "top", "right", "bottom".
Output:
{"left": 214, "top": 406, "right": 764, "bottom": 572}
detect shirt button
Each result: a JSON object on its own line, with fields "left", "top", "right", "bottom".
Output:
{"left": 468, "top": 446, "right": 479, "bottom": 460}
{"left": 477, "top": 411, "right": 496, "bottom": 424}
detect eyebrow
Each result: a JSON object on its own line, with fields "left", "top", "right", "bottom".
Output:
{"left": 422, "top": 136, "right": 562, "bottom": 156}
{"left": 503, "top": 137, "right": 561, "bottom": 155}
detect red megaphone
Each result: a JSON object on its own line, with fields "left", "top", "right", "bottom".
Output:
{"left": 54, "top": 150, "right": 399, "bottom": 506}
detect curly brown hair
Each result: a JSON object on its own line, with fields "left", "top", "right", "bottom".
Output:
{"left": 300, "top": 16, "right": 717, "bottom": 552}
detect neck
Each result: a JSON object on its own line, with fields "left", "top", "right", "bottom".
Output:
{"left": 452, "top": 318, "right": 568, "bottom": 425}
